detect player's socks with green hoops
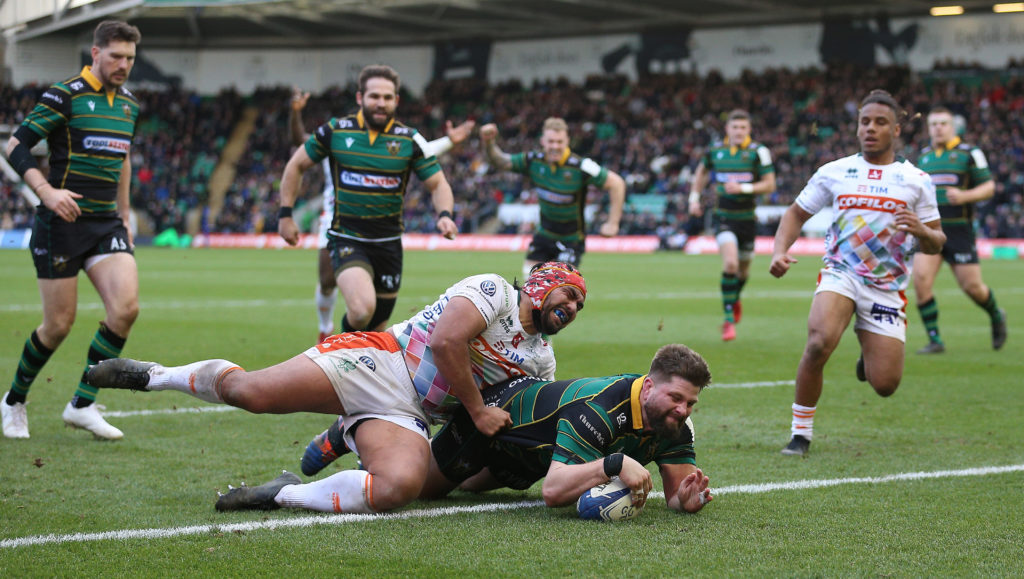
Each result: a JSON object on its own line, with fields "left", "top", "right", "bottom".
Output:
{"left": 917, "top": 297, "right": 943, "bottom": 345}
{"left": 73, "top": 323, "right": 127, "bottom": 408}
{"left": 721, "top": 273, "right": 739, "bottom": 323}
{"left": 7, "top": 330, "right": 55, "bottom": 405}
{"left": 977, "top": 290, "right": 1002, "bottom": 322}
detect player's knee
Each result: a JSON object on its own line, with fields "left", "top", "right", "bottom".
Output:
{"left": 369, "top": 470, "right": 425, "bottom": 511}
{"left": 217, "top": 373, "right": 267, "bottom": 412}
{"left": 115, "top": 299, "right": 140, "bottom": 327}
{"left": 870, "top": 376, "right": 901, "bottom": 397}
{"left": 43, "top": 315, "right": 76, "bottom": 342}
{"left": 803, "top": 331, "right": 836, "bottom": 362}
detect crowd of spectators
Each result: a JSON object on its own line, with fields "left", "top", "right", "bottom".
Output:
{"left": 3, "top": 63, "right": 1023, "bottom": 240}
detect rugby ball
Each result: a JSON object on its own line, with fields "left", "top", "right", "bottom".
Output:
{"left": 576, "top": 477, "right": 642, "bottom": 521}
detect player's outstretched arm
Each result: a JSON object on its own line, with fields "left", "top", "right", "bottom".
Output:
{"left": 688, "top": 162, "right": 708, "bottom": 217}
{"left": 769, "top": 203, "right": 813, "bottom": 278}
{"left": 423, "top": 171, "right": 457, "bottom": 240}
{"left": 542, "top": 455, "right": 652, "bottom": 508}
{"left": 288, "top": 86, "right": 311, "bottom": 147}
{"left": 479, "top": 123, "right": 512, "bottom": 171}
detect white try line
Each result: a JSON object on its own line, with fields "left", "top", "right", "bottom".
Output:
{"left": 3, "top": 463, "right": 1022, "bottom": 549}
{"left": 98, "top": 379, "right": 794, "bottom": 418}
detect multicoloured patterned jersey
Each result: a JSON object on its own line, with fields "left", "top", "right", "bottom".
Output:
{"left": 917, "top": 137, "right": 992, "bottom": 226}
{"left": 391, "top": 274, "right": 556, "bottom": 421}
{"left": 19, "top": 66, "right": 139, "bottom": 214}
{"left": 702, "top": 137, "right": 774, "bottom": 221}
{"left": 796, "top": 154, "right": 939, "bottom": 291}
{"left": 305, "top": 110, "right": 441, "bottom": 241}
{"left": 488, "top": 374, "right": 696, "bottom": 469}
{"left": 509, "top": 150, "right": 608, "bottom": 243}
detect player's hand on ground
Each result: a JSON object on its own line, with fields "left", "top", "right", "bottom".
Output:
{"left": 619, "top": 456, "right": 653, "bottom": 509}
{"left": 436, "top": 214, "right": 458, "bottom": 240}
{"left": 277, "top": 215, "right": 300, "bottom": 246}
{"left": 599, "top": 221, "right": 619, "bottom": 237}
{"left": 676, "top": 467, "right": 712, "bottom": 513}
{"left": 38, "top": 184, "right": 83, "bottom": 222}
{"left": 470, "top": 405, "right": 512, "bottom": 436}
{"left": 446, "top": 120, "right": 476, "bottom": 145}
{"left": 769, "top": 253, "right": 796, "bottom": 278}
{"left": 479, "top": 123, "right": 498, "bottom": 143}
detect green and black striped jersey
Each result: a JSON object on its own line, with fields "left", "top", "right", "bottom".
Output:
{"left": 489, "top": 374, "right": 696, "bottom": 468}
{"left": 19, "top": 66, "right": 139, "bottom": 214}
{"left": 509, "top": 149, "right": 609, "bottom": 243}
{"left": 917, "top": 137, "right": 993, "bottom": 225}
{"left": 701, "top": 136, "right": 774, "bottom": 221}
{"left": 305, "top": 110, "right": 442, "bottom": 241}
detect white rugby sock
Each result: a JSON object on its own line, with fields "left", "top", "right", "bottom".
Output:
{"left": 275, "top": 470, "right": 375, "bottom": 513}
{"left": 791, "top": 403, "right": 816, "bottom": 439}
{"left": 316, "top": 286, "right": 338, "bottom": 334}
{"left": 147, "top": 359, "right": 241, "bottom": 404}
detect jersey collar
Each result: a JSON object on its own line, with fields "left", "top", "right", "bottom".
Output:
{"left": 629, "top": 375, "right": 646, "bottom": 430}
{"left": 547, "top": 147, "right": 571, "bottom": 170}
{"left": 81, "top": 66, "right": 118, "bottom": 107}
{"left": 356, "top": 109, "right": 395, "bottom": 146}
{"left": 933, "top": 136, "right": 961, "bottom": 156}
{"left": 725, "top": 135, "right": 751, "bottom": 154}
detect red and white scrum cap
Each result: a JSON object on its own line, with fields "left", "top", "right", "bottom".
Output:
{"left": 521, "top": 261, "right": 587, "bottom": 311}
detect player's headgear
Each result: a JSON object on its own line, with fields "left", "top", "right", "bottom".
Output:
{"left": 521, "top": 262, "right": 587, "bottom": 328}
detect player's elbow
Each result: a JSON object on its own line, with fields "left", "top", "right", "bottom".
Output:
{"left": 541, "top": 481, "right": 573, "bottom": 507}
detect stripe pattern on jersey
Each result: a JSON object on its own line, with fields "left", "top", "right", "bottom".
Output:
{"left": 509, "top": 150, "right": 608, "bottom": 243}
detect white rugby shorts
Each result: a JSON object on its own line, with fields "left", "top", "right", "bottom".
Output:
{"left": 815, "top": 267, "right": 907, "bottom": 342}
{"left": 303, "top": 332, "right": 429, "bottom": 448}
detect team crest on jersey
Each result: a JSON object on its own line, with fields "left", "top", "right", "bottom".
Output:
{"left": 123, "top": 103, "right": 132, "bottom": 117}
{"left": 868, "top": 169, "right": 883, "bottom": 180}
{"left": 386, "top": 140, "right": 401, "bottom": 156}
{"left": 480, "top": 280, "right": 496, "bottom": 296}
{"left": 563, "top": 171, "right": 572, "bottom": 181}
{"left": 358, "top": 356, "right": 376, "bottom": 372}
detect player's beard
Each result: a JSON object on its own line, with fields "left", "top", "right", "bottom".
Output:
{"left": 364, "top": 109, "right": 394, "bottom": 132}
{"left": 643, "top": 400, "right": 687, "bottom": 440}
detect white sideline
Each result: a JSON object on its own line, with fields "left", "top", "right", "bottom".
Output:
{"left": 3, "top": 464, "right": 1022, "bottom": 549}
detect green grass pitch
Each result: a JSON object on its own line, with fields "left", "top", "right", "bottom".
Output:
{"left": 1, "top": 247, "right": 1021, "bottom": 576}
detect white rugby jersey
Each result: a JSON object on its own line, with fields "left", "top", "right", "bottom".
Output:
{"left": 391, "top": 274, "right": 556, "bottom": 421}
{"left": 796, "top": 154, "right": 939, "bottom": 291}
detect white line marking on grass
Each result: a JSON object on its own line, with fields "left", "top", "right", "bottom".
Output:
{"left": 714, "top": 380, "right": 794, "bottom": 389}
{"left": 100, "top": 406, "right": 238, "bottom": 418}
{"left": 0, "top": 500, "right": 545, "bottom": 549}
{"left": 4, "top": 464, "right": 1022, "bottom": 549}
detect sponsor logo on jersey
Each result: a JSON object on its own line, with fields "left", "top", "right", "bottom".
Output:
{"left": 480, "top": 280, "right": 496, "bottom": 296}
{"left": 386, "top": 140, "right": 401, "bottom": 156}
{"left": 930, "top": 173, "right": 959, "bottom": 186}
{"left": 535, "top": 187, "right": 575, "bottom": 204}
{"left": 43, "top": 92, "right": 64, "bottom": 104}
{"left": 393, "top": 127, "right": 411, "bottom": 135}
{"left": 868, "top": 168, "right": 883, "bottom": 180}
{"left": 33, "top": 247, "right": 48, "bottom": 256}
{"left": 856, "top": 185, "right": 888, "bottom": 194}
{"left": 358, "top": 356, "right": 376, "bottom": 372}
{"left": 845, "top": 168, "right": 858, "bottom": 178}
{"left": 578, "top": 413, "right": 606, "bottom": 445}
{"left": 339, "top": 171, "right": 401, "bottom": 189}
{"left": 511, "top": 332, "right": 524, "bottom": 348}
{"left": 345, "top": 137, "right": 355, "bottom": 148}
{"left": 715, "top": 172, "right": 754, "bottom": 183}
{"left": 83, "top": 136, "right": 131, "bottom": 154}
{"left": 870, "top": 302, "right": 901, "bottom": 325}
{"left": 87, "top": 100, "right": 96, "bottom": 111}
{"left": 837, "top": 194, "right": 907, "bottom": 212}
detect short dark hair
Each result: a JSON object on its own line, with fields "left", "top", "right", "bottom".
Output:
{"left": 727, "top": 109, "right": 751, "bottom": 122}
{"left": 859, "top": 89, "right": 907, "bottom": 123}
{"left": 93, "top": 20, "right": 141, "bottom": 48}
{"left": 358, "top": 65, "right": 400, "bottom": 93}
{"left": 649, "top": 344, "right": 712, "bottom": 390}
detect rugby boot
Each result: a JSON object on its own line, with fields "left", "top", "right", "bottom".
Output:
{"left": 216, "top": 471, "right": 301, "bottom": 511}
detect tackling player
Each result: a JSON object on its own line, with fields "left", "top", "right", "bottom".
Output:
{"left": 421, "top": 343, "right": 714, "bottom": 514}
{"left": 770, "top": 90, "right": 945, "bottom": 456}
{"left": 86, "top": 263, "right": 587, "bottom": 514}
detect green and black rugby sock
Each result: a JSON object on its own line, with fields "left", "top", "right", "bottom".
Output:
{"left": 7, "top": 330, "right": 55, "bottom": 405}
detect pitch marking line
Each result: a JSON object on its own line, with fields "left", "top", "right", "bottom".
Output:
{"left": 3, "top": 464, "right": 1022, "bottom": 549}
